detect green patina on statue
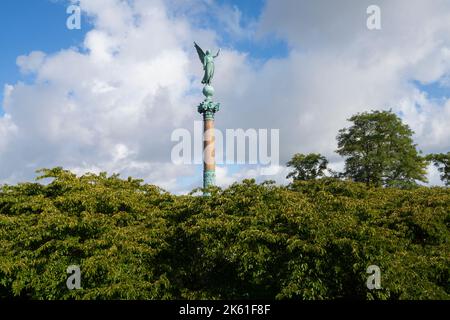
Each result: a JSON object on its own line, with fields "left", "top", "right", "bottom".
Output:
{"left": 194, "top": 42, "right": 221, "bottom": 193}
{"left": 195, "top": 42, "right": 221, "bottom": 120}
{"left": 194, "top": 42, "right": 220, "bottom": 85}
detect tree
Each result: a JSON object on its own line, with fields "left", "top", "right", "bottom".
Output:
{"left": 286, "top": 153, "right": 328, "bottom": 181}
{"left": 427, "top": 152, "right": 450, "bottom": 186}
{"left": 1, "top": 170, "right": 449, "bottom": 300}
{"left": 336, "top": 110, "right": 428, "bottom": 188}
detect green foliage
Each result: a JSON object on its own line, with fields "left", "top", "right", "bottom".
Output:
{"left": 336, "top": 110, "right": 428, "bottom": 188}
{"left": 286, "top": 153, "right": 329, "bottom": 181}
{"left": 427, "top": 152, "right": 450, "bottom": 186}
{"left": 0, "top": 168, "right": 174, "bottom": 299}
{"left": 0, "top": 169, "right": 449, "bottom": 300}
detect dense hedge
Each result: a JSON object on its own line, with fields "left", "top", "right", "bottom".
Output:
{"left": 0, "top": 168, "right": 449, "bottom": 300}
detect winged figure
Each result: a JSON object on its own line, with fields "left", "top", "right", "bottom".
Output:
{"left": 194, "top": 42, "right": 220, "bottom": 85}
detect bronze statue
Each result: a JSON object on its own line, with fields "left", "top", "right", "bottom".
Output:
{"left": 194, "top": 42, "right": 220, "bottom": 85}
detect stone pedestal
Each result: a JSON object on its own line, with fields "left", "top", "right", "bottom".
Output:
{"left": 197, "top": 85, "right": 220, "bottom": 190}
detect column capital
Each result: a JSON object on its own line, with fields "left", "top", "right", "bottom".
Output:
{"left": 198, "top": 99, "right": 220, "bottom": 120}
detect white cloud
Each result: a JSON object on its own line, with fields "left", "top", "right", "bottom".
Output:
{"left": 252, "top": 0, "right": 450, "bottom": 168}
{"left": 424, "top": 164, "right": 445, "bottom": 187}
{"left": 216, "top": 165, "right": 290, "bottom": 189}
{"left": 0, "top": 0, "right": 203, "bottom": 192}
{"left": 0, "top": 114, "right": 17, "bottom": 154}
{"left": 1, "top": 0, "right": 449, "bottom": 192}
{"left": 16, "top": 51, "right": 46, "bottom": 74}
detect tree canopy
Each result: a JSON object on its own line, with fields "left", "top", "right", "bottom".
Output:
{"left": 0, "top": 168, "right": 448, "bottom": 300}
{"left": 336, "top": 110, "right": 428, "bottom": 188}
{"left": 286, "top": 153, "right": 329, "bottom": 181}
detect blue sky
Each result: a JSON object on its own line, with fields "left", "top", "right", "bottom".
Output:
{"left": 1, "top": 0, "right": 445, "bottom": 115}
{"left": 414, "top": 81, "right": 449, "bottom": 101}
{"left": 0, "top": 0, "right": 289, "bottom": 115}
{"left": 2, "top": 0, "right": 444, "bottom": 109}
{"left": 0, "top": 0, "right": 449, "bottom": 190}
{"left": 0, "top": 0, "right": 87, "bottom": 114}
{"left": 207, "top": 0, "right": 289, "bottom": 59}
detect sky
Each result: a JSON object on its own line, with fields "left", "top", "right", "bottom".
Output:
{"left": 0, "top": 0, "right": 449, "bottom": 193}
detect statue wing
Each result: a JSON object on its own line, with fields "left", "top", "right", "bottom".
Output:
{"left": 194, "top": 42, "right": 206, "bottom": 64}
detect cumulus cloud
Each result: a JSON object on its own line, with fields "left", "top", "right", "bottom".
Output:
{"left": 0, "top": 0, "right": 203, "bottom": 191}
{"left": 1, "top": 0, "right": 449, "bottom": 191}
{"left": 216, "top": 165, "right": 290, "bottom": 188}
{"left": 252, "top": 0, "right": 450, "bottom": 159}
{"left": 213, "top": 0, "right": 450, "bottom": 187}
{"left": 16, "top": 51, "right": 46, "bottom": 74}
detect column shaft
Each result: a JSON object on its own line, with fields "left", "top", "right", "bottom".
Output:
{"left": 203, "top": 117, "right": 216, "bottom": 188}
